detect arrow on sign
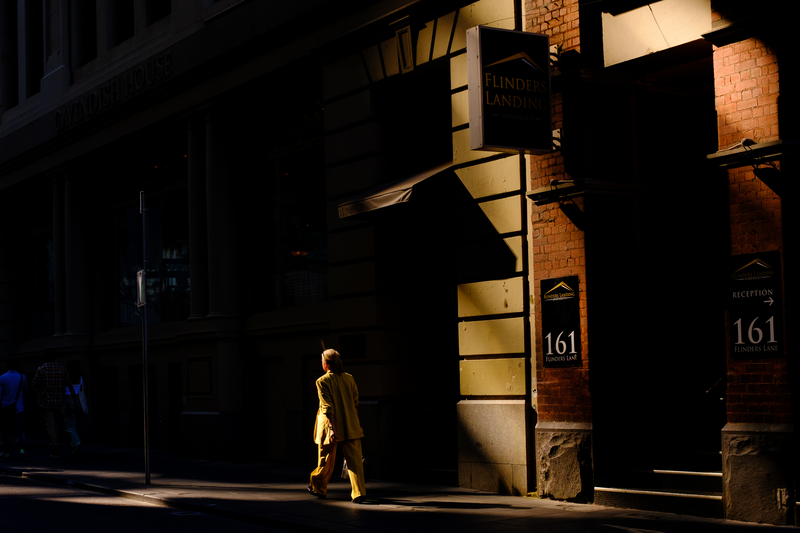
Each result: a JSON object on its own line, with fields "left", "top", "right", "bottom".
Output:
{"left": 765, "top": 297, "right": 774, "bottom": 306}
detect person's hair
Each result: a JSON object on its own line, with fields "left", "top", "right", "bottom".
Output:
{"left": 5, "top": 358, "right": 19, "bottom": 371}
{"left": 321, "top": 348, "right": 344, "bottom": 373}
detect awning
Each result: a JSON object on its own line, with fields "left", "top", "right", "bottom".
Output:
{"left": 337, "top": 162, "right": 454, "bottom": 219}
{"left": 336, "top": 160, "right": 518, "bottom": 281}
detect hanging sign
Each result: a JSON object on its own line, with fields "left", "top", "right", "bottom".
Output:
{"left": 136, "top": 269, "right": 146, "bottom": 308}
{"left": 467, "top": 26, "right": 552, "bottom": 153}
{"left": 541, "top": 276, "right": 581, "bottom": 368}
{"left": 729, "top": 251, "right": 783, "bottom": 359}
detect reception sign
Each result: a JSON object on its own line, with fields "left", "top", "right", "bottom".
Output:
{"left": 729, "top": 251, "right": 783, "bottom": 359}
{"left": 467, "top": 26, "right": 552, "bottom": 153}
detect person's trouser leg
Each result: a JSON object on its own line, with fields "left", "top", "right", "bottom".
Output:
{"left": 14, "top": 412, "right": 24, "bottom": 455}
{"left": 42, "top": 409, "right": 59, "bottom": 454}
{"left": 309, "top": 439, "right": 337, "bottom": 496}
{"left": 340, "top": 438, "right": 366, "bottom": 500}
{"left": 62, "top": 397, "right": 80, "bottom": 450}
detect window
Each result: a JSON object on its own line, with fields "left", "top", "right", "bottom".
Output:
{"left": 145, "top": 0, "right": 171, "bottom": 26}
{"left": 275, "top": 152, "right": 328, "bottom": 307}
{"left": 14, "top": 232, "right": 55, "bottom": 340}
{"left": 238, "top": 64, "right": 327, "bottom": 312}
{"left": 115, "top": 190, "right": 190, "bottom": 327}
{"left": 107, "top": 0, "right": 134, "bottom": 49}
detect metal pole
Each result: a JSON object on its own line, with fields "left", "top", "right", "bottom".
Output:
{"left": 140, "top": 191, "right": 151, "bottom": 485}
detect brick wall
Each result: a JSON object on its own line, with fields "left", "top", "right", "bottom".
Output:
{"left": 525, "top": 0, "right": 580, "bottom": 50}
{"left": 713, "top": 38, "right": 779, "bottom": 150}
{"left": 526, "top": 0, "right": 591, "bottom": 424}
{"left": 713, "top": 35, "right": 791, "bottom": 425}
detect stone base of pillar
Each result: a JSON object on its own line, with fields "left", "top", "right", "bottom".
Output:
{"left": 722, "top": 423, "right": 795, "bottom": 525}
{"left": 457, "top": 400, "right": 532, "bottom": 496}
{"left": 536, "top": 421, "right": 593, "bottom": 502}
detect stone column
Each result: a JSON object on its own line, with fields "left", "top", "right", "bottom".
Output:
{"left": 64, "top": 175, "right": 90, "bottom": 336}
{"left": 188, "top": 115, "right": 208, "bottom": 319}
{"left": 52, "top": 176, "right": 66, "bottom": 336}
{"left": 205, "top": 109, "right": 239, "bottom": 318}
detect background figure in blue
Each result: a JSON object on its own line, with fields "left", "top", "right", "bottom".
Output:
{"left": 62, "top": 360, "right": 85, "bottom": 455}
{"left": 0, "top": 359, "right": 28, "bottom": 459}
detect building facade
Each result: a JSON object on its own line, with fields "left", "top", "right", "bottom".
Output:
{"left": 0, "top": 0, "right": 796, "bottom": 525}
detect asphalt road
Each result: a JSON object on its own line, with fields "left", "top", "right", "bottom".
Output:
{"left": 0, "top": 473, "right": 288, "bottom": 533}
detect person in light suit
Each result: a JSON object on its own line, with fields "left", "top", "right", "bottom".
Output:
{"left": 307, "top": 349, "right": 366, "bottom": 503}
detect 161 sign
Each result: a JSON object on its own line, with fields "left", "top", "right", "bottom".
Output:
{"left": 541, "top": 276, "right": 581, "bottom": 368}
{"left": 729, "top": 251, "right": 783, "bottom": 359}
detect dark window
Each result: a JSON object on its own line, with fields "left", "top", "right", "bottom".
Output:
{"left": 107, "top": 0, "right": 134, "bottom": 48}
{"left": 69, "top": 0, "right": 97, "bottom": 69}
{"left": 145, "top": 0, "right": 171, "bottom": 26}
{"left": 239, "top": 64, "right": 327, "bottom": 312}
{"left": 14, "top": 232, "right": 55, "bottom": 340}
{"left": 276, "top": 152, "right": 328, "bottom": 307}
{"left": 25, "top": 0, "right": 44, "bottom": 96}
{"left": 115, "top": 189, "right": 190, "bottom": 327}
{"left": 0, "top": 0, "right": 19, "bottom": 110}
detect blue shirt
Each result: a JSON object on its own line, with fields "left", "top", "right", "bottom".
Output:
{"left": 0, "top": 371, "right": 27, "bottom": 412}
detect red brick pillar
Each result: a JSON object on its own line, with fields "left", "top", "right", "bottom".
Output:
{"left": 527, "top": 0, "right": 593, "bottom": 502}
{"left": 712, "top": 31, "right": 794, "bottom": 525}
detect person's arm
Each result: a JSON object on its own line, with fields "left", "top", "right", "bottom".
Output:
{"left": 352, "top": 376, "right": 359, "bottom": 413}
{"left": 317, "top": 379, "right": 338, "bottom": 438}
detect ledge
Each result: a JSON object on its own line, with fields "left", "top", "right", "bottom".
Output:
{"left": 722, "top": 423, "right": 794, "bottom": 435}
{"left": 536, "top": 421, "right": 593, "bottom": 432}
{"left": 706, "top": 139, "right": 798, "bottom": 169}
{"left": 527, "top": 179, "right": 650, "bottom": 206}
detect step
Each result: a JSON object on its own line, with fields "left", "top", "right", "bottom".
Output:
{"left": 650, "top": 469, "right": 723, "bottom": 493}
{"left": 594, "top": 469, "right": 723, "bottom": 519}
{"left": 594, "top": 485, "right": 723, "bottom": 519}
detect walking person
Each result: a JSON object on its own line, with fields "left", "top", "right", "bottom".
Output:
{"left": 32, "top": 357, "right": 72, "bottom": 457}
{"left": 62, "top": 360, "right": 86, "bottom": 455}
{"left": 308, "top": 349, "right": 366, "bottom": 503}
{"left": 0, "top": 359, "right": 27, "bottom": 459}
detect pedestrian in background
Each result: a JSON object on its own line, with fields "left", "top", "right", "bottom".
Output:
{"left": 0, "top": 359, "right": 27, "bottom": 459}
{"left": 62, "top": 360, "right": 86, "bottom": 455}
{"left": 308, "top": 349, "right": 366, "bottom": 503}
{"left": 33, "top": 357, "right": 72, "bottom": 457}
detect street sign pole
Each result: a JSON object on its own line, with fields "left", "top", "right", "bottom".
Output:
{"left": 139, "top": 191, "right": 151, "bottom": 485}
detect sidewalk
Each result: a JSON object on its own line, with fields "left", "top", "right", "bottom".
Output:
{"left": 0, "top": 444, "right": 796, "bottom": 532}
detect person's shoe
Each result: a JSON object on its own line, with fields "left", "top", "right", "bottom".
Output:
{"left": 70, "top": 443, "right": 81, "bottom": 455}
{"left": 18, "top": 449, "right": 25, "bottom": 459}
{"left": 307, "top": 486, "right": 326, "bottom": 499}
{"left": 352, "top": 496, "right": 365, "bottom": 504}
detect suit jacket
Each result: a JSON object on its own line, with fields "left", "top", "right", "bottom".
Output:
{"left": 313, "top": 371, "right": 364, "bottom": 443}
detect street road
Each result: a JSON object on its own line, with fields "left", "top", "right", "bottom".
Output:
{"left": 0, "top": 473, "right": 288, "bottom": 533}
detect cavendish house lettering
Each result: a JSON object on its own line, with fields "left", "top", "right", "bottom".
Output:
{"left": 55, "top": 51, "right": 173, "bottom": 131}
